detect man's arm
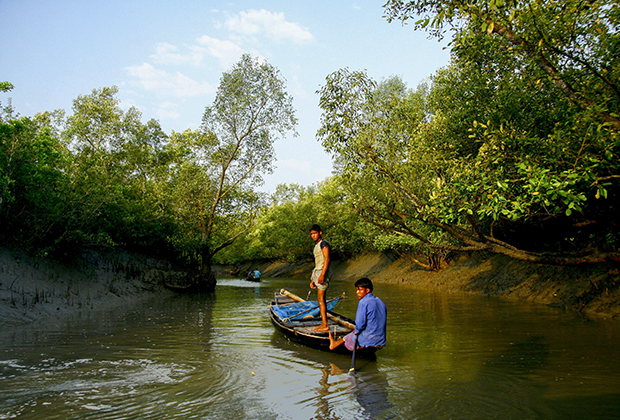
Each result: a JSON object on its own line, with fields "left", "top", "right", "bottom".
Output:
{"left": 318, "top": 242, "right": 330, "bottom": 283}
{"left": 354, "top": 298, "right": 368, "bottom": 335}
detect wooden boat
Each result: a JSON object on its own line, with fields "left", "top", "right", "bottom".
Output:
{"left": 246, "top": 270, "right": 261, "bottom": 282}
{"left": 270, "top": 289, "right": 376, "bottom": 355}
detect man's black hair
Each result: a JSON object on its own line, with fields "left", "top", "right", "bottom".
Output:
{"left": 355, "top": 277, "right": 373, "bottom": 292}
{"left": 310, "top": 224, "right": 322, "bottom": 233}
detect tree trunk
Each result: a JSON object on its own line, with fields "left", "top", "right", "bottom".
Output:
{"left": 198, "top": 251, "right": 217, "bottom": 292}
{"left": 196, "top": 269, "right": 216, "bottom": 292}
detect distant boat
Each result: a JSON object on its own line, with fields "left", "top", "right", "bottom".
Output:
{"left": 270, "top": 289, "right": 377, "bottom": 357}
{"left": 246, "top": 270, "right": 261, "bottom": 282}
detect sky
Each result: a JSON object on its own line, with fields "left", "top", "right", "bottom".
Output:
{"left": 0, "top": 0, "right": 450, "bottom": 193}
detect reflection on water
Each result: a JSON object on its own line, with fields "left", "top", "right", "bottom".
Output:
{"left": 269, "top": 329, "right": 394, "bottom": 419}
{"left": 1, "top": 277, "right": 620, "bottom": 419}
{"left": 314, "top": 362, "right": 393, "bottom": 420}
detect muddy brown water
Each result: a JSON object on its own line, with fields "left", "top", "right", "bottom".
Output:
{"left": 1, "top": 277, "right": 619, "bottom": 419}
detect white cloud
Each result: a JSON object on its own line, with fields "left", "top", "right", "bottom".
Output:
{"left": 125, "top": 63, "right": 215, "bottom": 98}
{"left": 149, "top": 42, "right": 203, "bottom": 67}
{"left": 154, "top": 42, "right": 177, "bottom": 55}
{"left": 195, "top": 35, "right": 246, "bottom": 68}
{"left": 148, "top": 38, "right": 244, "bottom": 69}
{"left": 159, "top": 100, "right": 178, "bottom": 109}
{"left": 156, "top": 101, "right": 181, "bottom": 120}
{"left": 156, "top": 108, "right": 181, "bottom": 120}
{"left": 124, "top": 8, "right": 313, "bottom": 115}
{"left": 225, "top": 9, "right": 314, "bottom": 44}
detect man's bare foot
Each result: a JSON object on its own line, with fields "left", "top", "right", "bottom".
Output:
{"left": 313, "top": 324, "right": 329, "bottom": 332}
{"left": 329, "top": 332, "right": 344, "bottom": 350}
{"left": 328, "top": 331, "right": 336, "bottom": 349}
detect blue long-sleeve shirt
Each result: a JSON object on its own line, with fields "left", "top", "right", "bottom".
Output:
{"left": 354, "top": 292, "right": 387, "bottom": 348}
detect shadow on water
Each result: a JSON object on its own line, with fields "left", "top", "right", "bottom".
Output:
{"left": 347, "top": 367, "right": 393, "bottom": 420}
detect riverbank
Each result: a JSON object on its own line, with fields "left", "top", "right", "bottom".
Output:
{"left": 2, "top": 246, "right": 619, "bottom": 325}
{"left": 0, "top": 247, "right": 186, "bottom": 327}
{"left": 237, "top": 252, "right": 620, "bottom": 320}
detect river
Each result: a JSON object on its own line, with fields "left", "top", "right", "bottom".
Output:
{"left": 1, "top": 277, "right": 619, "bottom": 419}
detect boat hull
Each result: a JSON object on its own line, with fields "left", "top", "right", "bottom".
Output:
{"left": 246, "top": 273, "right": 260, "bottom": 282}
{"left": 269, "top": 308, "right": 353, "bottom": 353}
{"left": 269, "top": 291, "right": 377, "bottom": 357}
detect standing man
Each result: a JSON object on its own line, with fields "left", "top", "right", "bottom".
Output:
{"left": 309, "top": 224, "right": 332, "bottom": 332}
{"left": 329, "top": 277, "right": 387, "bottom": 351}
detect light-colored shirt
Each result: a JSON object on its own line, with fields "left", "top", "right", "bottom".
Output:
{"left": 313, "top": 239, "right": 330, "bottom": 271}
{"left": 355, "top": 292, "right": 387, "bottom": 348}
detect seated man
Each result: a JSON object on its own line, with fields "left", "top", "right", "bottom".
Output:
{"left": 329, "top": 277, "right": 387, "bottom": 351}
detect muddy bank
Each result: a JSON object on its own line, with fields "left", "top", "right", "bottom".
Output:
{"left": 3, "top": 246, "right": 619, "bottom": 326}
{"left": 237, "top": 252, "right": 620, "bottom": 320}
{"left": 0, "top": 247, "right": 187, "bottom": 327}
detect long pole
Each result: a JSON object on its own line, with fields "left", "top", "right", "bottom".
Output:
{"left": 349, "top": 334, "right": 358, "bottom": 373}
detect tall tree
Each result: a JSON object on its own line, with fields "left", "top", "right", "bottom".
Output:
{"left": 318, "top": 71, "right": 449, "bottom": 266}
{"left": 166, "top": 54, "right": 297, "bottom": 290}
{"left": 315, "top": 1, "right": 619, "bottom": 266}
{"left": 0, "top": 115, "right": 69, "bottom": 252}
{"left": 62, "top": 86, "right": 171, "bottom": 253}
{"left": 318, "top": 57, "right": 619, "bottom": 266}
{"left": 381, "top": 0, "right": 619, "bottom": 263}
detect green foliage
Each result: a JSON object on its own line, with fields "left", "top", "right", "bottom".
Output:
{"left": 0, "top": 82, "right": 13, "bottom": 93}
{"left": 318, "top": 0, "right": 620, "bottom": 261}
{"left": 3, "top": 2, "right": 618, "bottom": 268}
{"left": 1, "top": 86, "right": 175, "bottom": 258}
{"left": 59, "top": 86, "right": 173, "bottom": 255}
{"left": 0, "top": 117, "right": 69, "bottom": 252}
{"left": 0, "top": 56, "right": 299, "bottom": 270}
{"left": 318, "top": 71, "right": 444, "bottom": 253}
{"left": 167, "top": 54, "right": 297, "bottom": 269}
{"left": 384, "top": 0, "right": 620, "bottom": 125}
{"left": 225, "top": 183, "right": 317, "bottom": 263}
{"left": 213, "top": 177, "right": 372, "bottom": 264}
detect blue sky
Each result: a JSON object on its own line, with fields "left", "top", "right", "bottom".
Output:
{"left": 0, "top": 0, "right": 450, "bottom": 192}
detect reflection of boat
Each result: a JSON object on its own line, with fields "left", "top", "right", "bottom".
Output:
{"left": 270, "top": 289, "right": 377, "bottom": 358}
{"left": 269, "top": 328, "right": 391, "bottom": 418}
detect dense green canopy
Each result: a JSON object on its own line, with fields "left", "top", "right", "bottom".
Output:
{"left": 313, "top": 0, "right": 619, "bottom": 265}
{"left": 1, "top": 1, "right": 618, "bottom": 276}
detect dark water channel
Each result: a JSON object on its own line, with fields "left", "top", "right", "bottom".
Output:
{"left": 1, "top": 277, "right": 620, "bottom": 419}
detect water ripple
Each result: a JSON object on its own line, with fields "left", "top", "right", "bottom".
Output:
{"left": 2, "top": 280, "right": 620, "bottom": 419}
